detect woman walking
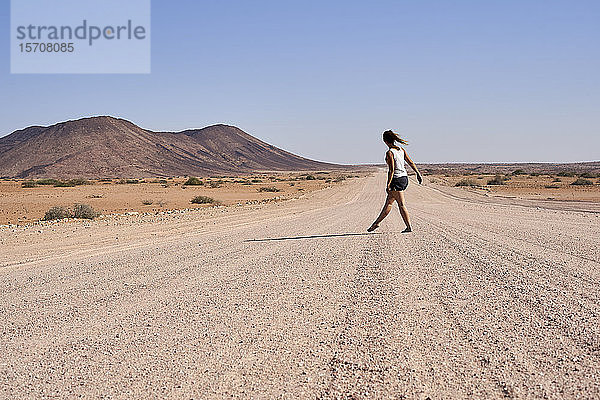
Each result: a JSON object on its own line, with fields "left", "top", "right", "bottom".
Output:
{"left": 367, "top": 130, "right": 422, "bottom": 233}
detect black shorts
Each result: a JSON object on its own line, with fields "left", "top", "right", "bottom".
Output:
{"left": 389, "top": 176, "right": 409, "bottom": 191}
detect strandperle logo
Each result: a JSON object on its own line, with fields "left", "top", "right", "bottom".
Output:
{"left": 15, "top": 20, "right": 147, "bottom": 46}
{"left": 11, "top": 0, "right": 151, "bottom": 74}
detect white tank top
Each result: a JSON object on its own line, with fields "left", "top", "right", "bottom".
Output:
{"left": 388, "top": 148, "right": 407, "bottom": 178}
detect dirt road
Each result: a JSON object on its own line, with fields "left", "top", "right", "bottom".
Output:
{"left": 1, "top": 171, "right": 599, "bottom": 399}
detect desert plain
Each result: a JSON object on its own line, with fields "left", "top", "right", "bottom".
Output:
{"left": 1, "top": 166, "right": 599, "bottom": 398}
{"left": 0, "top": 171, "right": 366, "bottom": 226}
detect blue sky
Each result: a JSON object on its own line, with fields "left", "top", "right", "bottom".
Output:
{"left": 1, "top": 0, "right": 598, "bottom": 163}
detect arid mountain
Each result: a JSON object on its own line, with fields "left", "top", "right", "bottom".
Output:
{"left": 0, "top": 116, "right": 340, "bottom": 178}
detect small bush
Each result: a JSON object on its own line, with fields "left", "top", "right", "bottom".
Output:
{"left": 71, "top": 204, "right": 99, "bottom": 219}
{"left": 552, "top": 177, "right": 561, "bottom": 182}
{"left": 208, "top": 181, "right": 221, "bottom": 188}
{"left": 580, "top": 172, "right": 598, "bottom": 179}
{"left": 191, "top": 195, "right": 217, "bottom": 204}
{"left": 257, "top": 186, "right": 280, "bottom": 192}
{"left": 43, "top": 206, "right": 70, "bottom": 220}
{"left": 184, "top": 177, "right": 203, "bottom": 186}
{"left": 251, "top": 179, "right": 262, "bottom": 183}
{"left": 21, "top": 180, "right": 37, "bottom": 188}
{"left": 529, "top": 172, "right": 540, "bottom": 177}
{"left": 305, "top": 175, "right": 316, "bottom": 180}
{"left": 571, "top": 178, "right": 593, "bottom": 186}
{"left": 487, "top": 175, "right": 507, "bottom": 185}
{"left": 455, "top": 179, "right": 478, "bottom": 187}
{"left": 545, "top": 185, "right": 560, "bottom": 189}
{"left": 511, "top": 169, "right": 526, "bottom": 175}
{"left": 142, "top": 199, "right": 153, "bottom": 205}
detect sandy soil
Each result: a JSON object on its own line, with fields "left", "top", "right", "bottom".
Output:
{"left": 0, "top": 172, "right": 362, "bottom": 225}
{"left": 1, "top": 171, "right": 599, "bottom": 398}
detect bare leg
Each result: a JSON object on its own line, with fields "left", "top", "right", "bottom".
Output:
{"left": 392, "top": 191, "right": 412, "bottom": 232}
{"left": 367, "top": 193, "right": 395, "bottom": 231}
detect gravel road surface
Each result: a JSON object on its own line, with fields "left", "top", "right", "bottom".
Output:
{"left": 1, "top": 171, "right": 599, "bottom": 399}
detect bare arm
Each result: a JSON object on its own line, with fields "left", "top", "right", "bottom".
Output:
{"left": 385, "top": 150, "right": 394, "bottom": 190}
{"left": 403, "top": 149, "right": 423, "bottom": 184}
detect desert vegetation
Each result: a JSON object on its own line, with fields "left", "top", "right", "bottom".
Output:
{"left": 487, "top": 175, "right": 509, "bottom": 185}
{"left": 429, "top": 166, "right": 599, "bottom": 203}
{"left": 257, "top": 186, "right": 281, "bottom": 193}
{"left": 43, "top": 203, "right": 99, "bottom": 221}
{"left": 190, "top": 195, "right": 217, "bottom": 204}
{"left": 455, "top": 178, "right": 479, "bottom": 187}
{"left": 21, "top": 178, "right": 91, "bottom": 188}
{"left": 183, "top": 177, "right": 203, "bottom": 186}
{"left": 571, "top": 178, "right": 594, "bottom": 186}
{"left": 1, "top": 170, "right": 366, "bottom": 224}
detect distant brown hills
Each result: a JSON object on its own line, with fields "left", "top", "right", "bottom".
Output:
{"left": 0, "top": 116, "right": 342, "bottom": 178}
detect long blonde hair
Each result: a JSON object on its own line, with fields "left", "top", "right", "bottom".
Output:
{"left": 383, "top": 130, "right": 408, "bottom": 145}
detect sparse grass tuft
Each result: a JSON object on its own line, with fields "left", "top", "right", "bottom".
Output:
{"left": 455, "top": 179, "right": 478, "bottom": 187}
{"left": 557, "top": 171, "right": 576, "bottom": 177}
{"left": 257, "top": 186, "right": 281, "bottom": 192}
{"left": 571, "top": 178, "right": 593, "bottom": 186}
{"left": 191, "top": 195, "right": 217, "bottom": 204}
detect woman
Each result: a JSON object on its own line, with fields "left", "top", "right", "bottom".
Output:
{"left": 367, "top": 130, "right": 422, "bottom": 233}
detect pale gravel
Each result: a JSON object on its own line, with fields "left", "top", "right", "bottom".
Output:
{"left": 1, "top": 171, "right": 599, "bottom": 399}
